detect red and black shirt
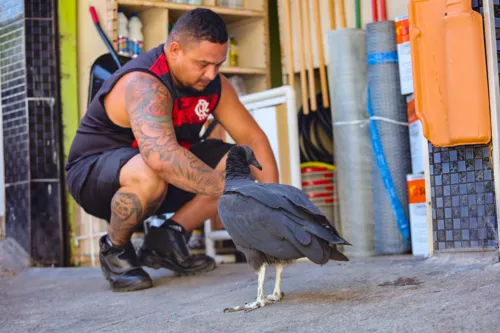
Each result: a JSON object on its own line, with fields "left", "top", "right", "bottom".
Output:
{"left": 66, "top": 43, "right": 221, "bottom": 171}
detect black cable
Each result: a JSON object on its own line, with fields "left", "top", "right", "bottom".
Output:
{"left": 298, "top": 93, "right": 334, "bottom": 165}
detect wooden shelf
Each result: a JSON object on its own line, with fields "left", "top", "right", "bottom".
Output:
{"left": 117, "top": 0, "right": 265, "bottom": 23}
{"left": 220, "top": 66, "right": 267, "bottom": 75}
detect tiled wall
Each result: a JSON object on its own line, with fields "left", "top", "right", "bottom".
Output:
{"left": 429, "top": 0, "right": 498, "bottom": 251}
{"left": 0, "top": 0, "right": 65, "bottom": 265}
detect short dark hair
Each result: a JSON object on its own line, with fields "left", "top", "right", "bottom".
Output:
{"left": 168, "top": 8, "right": 228, "bottom": 45}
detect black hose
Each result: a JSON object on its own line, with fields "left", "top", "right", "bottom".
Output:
{"left": 298, "top": 93, "right": 334, "bottom": 165}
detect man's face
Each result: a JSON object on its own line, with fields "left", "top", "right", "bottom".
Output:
{"left": 170, "top": 40, "right": 227, "bottom": 91}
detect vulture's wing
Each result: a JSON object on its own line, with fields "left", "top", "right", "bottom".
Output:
{"left": 218, "top": 193, "right": 336, "bottom": 265}
{"left": 225, "top": 182, "right": 349, "bottom": 245}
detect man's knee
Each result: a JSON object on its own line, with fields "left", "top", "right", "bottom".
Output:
{"left": 120, "top": 154, "right": 168, "bottom": 199}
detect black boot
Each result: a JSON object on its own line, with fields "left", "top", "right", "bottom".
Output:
{"left": 99, "top": 235, "right": 153, "bottom": 292}
{"left": 137, "top": 220, "right": 216, "bottom": 276}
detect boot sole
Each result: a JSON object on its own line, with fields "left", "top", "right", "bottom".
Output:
{"left": 100, "top": 261, "right": 153, "bottom": 292}
{"left": 139, "top": 252, "right": 216, "bottom": 276}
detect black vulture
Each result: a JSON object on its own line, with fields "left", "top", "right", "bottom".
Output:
{"left": 218, "top": 145, "right": 350, "bottom": 312}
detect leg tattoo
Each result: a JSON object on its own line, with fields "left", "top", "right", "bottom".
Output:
{"left": 108, "top": 190, "right": 144, "bottom": 247}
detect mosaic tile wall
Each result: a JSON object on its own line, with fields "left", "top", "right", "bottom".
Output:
{"left": 429, "top": 0, "right": 498, "bottom": 251}
{"left": 0, "top": 0, "right": 66, "bottom": 265}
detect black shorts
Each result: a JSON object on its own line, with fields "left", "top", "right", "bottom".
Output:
{"left": 66, "top": 139, "right": 234, "bottom": 222}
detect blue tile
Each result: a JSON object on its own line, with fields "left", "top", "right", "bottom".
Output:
{"left": 460, "top": 184, "right": 467, "bottom": 194}
{"left": 468, "top": 194, "right": 477, "bottom": 205}
{"left": 462, "top": 229, "right": 470, "bottom": 240}
{"left": 484, "top": 169, "right": 492, "bottom": 180}
{"left": 482, "top": 147, "right": 489, "bottom": 157}
{"left": 435, "top": 175, "right": 442, "bottom": 186}
{"left": 454, "top": 241, "right": 462, "bottom": 249}
{"left": 467, "top": 171, "right": 475, "bottom": 182}
{"left": 452, "top": 195, "right": 459, "bottom": 207}
{"left": 446, "top": 230, "right": 453, "bottom": 241}
{"left": 461, "top": 206, "right": 469, "bottom": 217}
{"left": 470, "top": 240, "right": 479, "bottom": 248}
{"left": 434, "top": 153, "right": 441, "bottom": 163}
{"left": 450, "top": 150, "right": 457, "bottom": 161}
{"left": 476, "top": 182, "right": 484, "bottom": 193}
{"left": 436, "top": 197, "right": 443, "bottom": 208}
{"left": 475, "top": 159, "right": 483, "bottom": 170}
{"left": 451, "top": 173, "right": 458, "bottom": 184}
{"left": 470, "top": 217, "right": 478, "bottom": 229}
{"left": 477, "top": 205, "right": 485, "bottom": 217}
{"left": 442, "top": 163, "right": 450, "bottom": 173}
{"left": 453, "top": 218, "right": 461, "bottom": 229}
{"left": 438, "top": 219, "right": 445, "bottom": 230}
{"left": 485, "top": 193, "right": 494, "bottom": 204}
{"left": 445, "top": 208, "right": 452, "bottom": 218}
{"left": 458, "top": 161, "right": 466, "bottom": 171}
{"left": 466, "top": 148, "right": 474, "bottom": 159}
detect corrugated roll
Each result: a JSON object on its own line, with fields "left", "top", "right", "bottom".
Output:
{"left": 325, "top": 28, "right": 375, "bottom": 258}
{"left": 366, "top": 21, "right": 412, "bottom": 255}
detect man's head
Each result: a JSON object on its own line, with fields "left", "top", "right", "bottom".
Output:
{"left": 166, "top": 8, "right": 228, "bottom": 91}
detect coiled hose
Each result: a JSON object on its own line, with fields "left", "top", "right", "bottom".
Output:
{"left": 298, "top": 93, "right": 334, "bottom": 165}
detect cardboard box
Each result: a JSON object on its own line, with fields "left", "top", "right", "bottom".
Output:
{"left": 407, "top": 173, "right": 429, "bottom": 257}
{"left": 395, "top": 15, "right": 414, "bottom": 95}
{"left": 407, "top": 94, "right": 427, "bottom": 174}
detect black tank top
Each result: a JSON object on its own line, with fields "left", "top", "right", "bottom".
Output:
{"left": 65, "top": 43, "right": 221, "bottom": 171}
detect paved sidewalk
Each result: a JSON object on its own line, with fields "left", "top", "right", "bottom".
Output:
{"left": 1, "top": 252, "right": 500, "bottom": 333}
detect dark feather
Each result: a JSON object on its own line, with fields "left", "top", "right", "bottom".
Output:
{"left": 218, "top": 145, "right": 350, "bottom": 268}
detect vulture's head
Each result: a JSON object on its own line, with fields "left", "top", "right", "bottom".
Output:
{"left": 228, "top": 145, "right": 263, "bottom": 171}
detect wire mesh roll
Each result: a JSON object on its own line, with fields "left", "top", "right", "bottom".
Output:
{"left": 366, "top": 21, "right": 412, "bottom": 255}
{"left": 325, "top": 29, "right": 375, "bottom": 258}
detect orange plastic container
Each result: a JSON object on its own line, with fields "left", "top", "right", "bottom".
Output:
{"left": 408, "top": 0, "right": 491, "bottom": 147}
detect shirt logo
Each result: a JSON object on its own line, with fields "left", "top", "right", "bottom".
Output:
{"left": 194, "top": 99, "right": 210, "bottom": 121}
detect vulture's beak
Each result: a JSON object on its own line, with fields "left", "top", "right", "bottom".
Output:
{"left": 250, "top": 159, "right": 263, "bottom": 171}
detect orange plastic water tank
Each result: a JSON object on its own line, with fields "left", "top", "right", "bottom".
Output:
{"left": 408, "top": 0, "right": 491, "bottom": 147}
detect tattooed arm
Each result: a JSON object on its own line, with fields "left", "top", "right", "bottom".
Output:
{"left": 124, "top": 72, "right": 225, "bottom": 198}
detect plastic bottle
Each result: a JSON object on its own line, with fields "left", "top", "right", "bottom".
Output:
{"left": 228, "top": 36, "right": 238, "bottom": 67}
{"left": 117, "top": 10, "right": 129, "bottom": 56}
{"left": 128, "top": 13, "right": 143, "bottom": 58}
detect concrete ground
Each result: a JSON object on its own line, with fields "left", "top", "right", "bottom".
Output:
{"left": 1, "top": 252, "right": 500, "bottom": 333}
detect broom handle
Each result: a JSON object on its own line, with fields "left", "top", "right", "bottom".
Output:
{"left": 283, "top": 0, "right": 295, "bottom": 88}
{"left": 313, "top": 0, "right": 329, "bottom": 108}
{"left": 329, "top": 0, "right": 336, "bottom": 30}
{"left": 339, "top": 0, "right": 347, "bottom": 28}
{"left": 295, "top": 0, "right": 309, "bottom": 115}
{"left": 303, "top": 0, "right": 317, "bottom": 111}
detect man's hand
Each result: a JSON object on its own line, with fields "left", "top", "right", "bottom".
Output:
{"left": 123, "top": 72, "right": 224, "bottom": 197}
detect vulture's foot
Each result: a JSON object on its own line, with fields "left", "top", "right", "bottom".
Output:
{"left": 223, "top": 299, "right": 267, "bottom": 313}
{"left": 265, "top": 291, "right": 284, "bottom": 303}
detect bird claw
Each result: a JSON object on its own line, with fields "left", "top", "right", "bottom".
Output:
{"left": 264, "top": 291, "right": 285, "bottom": 303}
{"left": 223, "top": 300, "right": 266, "bottom": 313}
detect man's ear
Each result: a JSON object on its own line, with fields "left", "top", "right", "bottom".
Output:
{"left": 168, "top": 41, "right": 182, "bottom": 59}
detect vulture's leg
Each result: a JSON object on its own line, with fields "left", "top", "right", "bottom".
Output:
{"left": 223, "top": 265, "right": 268, "bottom": 313}
{"left": 265, "top": 264, "right": 285, "bottom": 302}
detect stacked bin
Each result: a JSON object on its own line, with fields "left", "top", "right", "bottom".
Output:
{"left": 301, "top": 166, "right": 339, "bottom": 228}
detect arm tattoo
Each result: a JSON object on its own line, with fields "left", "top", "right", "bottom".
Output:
{"left": 125, "top": 73, "right": 224, "bottom": 197}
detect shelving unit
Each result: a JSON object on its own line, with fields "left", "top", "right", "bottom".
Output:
{"left": 105, "top": 0, "right": 271, "bottom": 94}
